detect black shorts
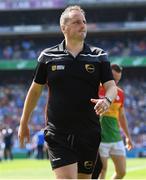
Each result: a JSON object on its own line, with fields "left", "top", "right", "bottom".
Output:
{"left": 92, "top": 153, "right": 102, "bottom": 179}
{"left": 44, "top": 129, "right": 101, "bottom": 174}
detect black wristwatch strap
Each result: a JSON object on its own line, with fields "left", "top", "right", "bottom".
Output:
{"left": 105, "top": 96, "right": 112, "bottom": 105}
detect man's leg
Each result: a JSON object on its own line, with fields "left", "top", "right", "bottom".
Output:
{"left": 98, "top": 156, "right": 108, "bottom": 179}
{"left": 4, "top": 148, "right": 7, "bottom": 160}
{"left": 110, "top": 140, "right": 126, "bottom": 179}
{"left": 44, "top": 131, "right": 78, "bottom": 179}
{"left": 78, "top": 172, "right": 92, "bottom": 179}
{"left": 53, "top": 162, "right": 78, "bottom": 179}
{"left": 98, "top": 142, "right": 111, "bottom": 179}
{"left": 92, "top": 153, "right": 103, "bottom": 179}
{"left": 111, "top": 155, "right": 126, "bottom": 179}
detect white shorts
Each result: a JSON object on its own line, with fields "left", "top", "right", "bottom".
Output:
{"left": 99, "top": 141, "right": 126, "bottom": 157}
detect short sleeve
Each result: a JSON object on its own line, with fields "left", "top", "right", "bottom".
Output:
{"left": 99, "top": 52, "right": 114, "bottom": 84}
{"left": 33, "top": 62, "right": 47, "bottom": 85}
{"left": 33, "top": 50, "right": 48, "bottom": 84}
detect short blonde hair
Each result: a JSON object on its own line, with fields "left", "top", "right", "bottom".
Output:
{"left": 60, "top": 5, "right": 85, "bottom": 26}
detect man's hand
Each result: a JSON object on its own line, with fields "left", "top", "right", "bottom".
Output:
{"left": 125, "top": 137, "right": 134, "bottom": 151}
{"left": 91, "top": 98, "right": 110, "bottom": 115}
{"left": 18, "top": 124, "right": 30, "bottom": 148}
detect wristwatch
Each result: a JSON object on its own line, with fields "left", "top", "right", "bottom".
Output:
{"left": 105, "top": 96, "right": 112, "bottom": 105}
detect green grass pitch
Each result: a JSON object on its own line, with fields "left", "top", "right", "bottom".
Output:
{"left": 0, "top": 158, "right": 146, "bottom": 179}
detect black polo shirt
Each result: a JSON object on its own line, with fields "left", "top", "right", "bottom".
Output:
{"left": 34, "top": 40, "right": 113, "bottom": 134}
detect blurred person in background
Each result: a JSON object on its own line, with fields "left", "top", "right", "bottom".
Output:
{"left": 92, "top": 64, "right": 133, "bottom": 179}
{"left": 33, "top": 129, "right": 45, "bottom": 159}
{"left": 18, "top": 5, "right": 117, "bottom": 179}
{"left": 0, "top": 130, "right": 3, "bottom": 161}
{"left": 2, "top": 128, "right": 14, "bottom": 160}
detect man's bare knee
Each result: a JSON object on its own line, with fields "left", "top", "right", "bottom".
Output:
{"left": 55, "top": 174, "right": 75, "bottom": 179}
{"left": 119, "top": 169, "right": 126, "bottom": 178}
{"left": 115, "top": 169, "right": 126, "bottom": 179}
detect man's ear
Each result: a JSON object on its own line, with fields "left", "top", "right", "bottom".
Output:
{"left": 61, "top": 25, "right": 66, "bottom": 34}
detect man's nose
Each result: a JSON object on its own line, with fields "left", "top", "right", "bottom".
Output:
{"left": 80, "top": 21, "right": 86, "bottom": 28}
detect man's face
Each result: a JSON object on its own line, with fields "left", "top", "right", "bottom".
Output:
{"left": 62, "top": 10, "right": 87, "bottom": 41}
{"left": 112, "top": 69, "right": 122, "bottom": 84}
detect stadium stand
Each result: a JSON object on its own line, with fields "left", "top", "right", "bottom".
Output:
{"left": 0, "top": 0, "right": 146, "bottom": 158}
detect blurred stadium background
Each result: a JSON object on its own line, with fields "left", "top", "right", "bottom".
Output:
{"left": 0, "top": 0, "right": 146, "bottom": 178}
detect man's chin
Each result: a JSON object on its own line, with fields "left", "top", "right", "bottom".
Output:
{"left": 72, "top": 33, "right": 86, "bottom": 41}
{"left": 81, "top": 32, "right": 87, "bottom": 38}
{"left": 78, "top": 34, "right": 87, "bottom": 41}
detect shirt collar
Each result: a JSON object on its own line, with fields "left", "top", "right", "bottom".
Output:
{"left": 58, "top": 40, "right": 92, "bottom": 54}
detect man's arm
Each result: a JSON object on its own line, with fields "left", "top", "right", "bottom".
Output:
{"left": 119, "top": 107, "right": 134, "bottom": 150}
{"left": 91, "top": 80, "right": 117, "bottom": 115}
{"left": 18, "top": 81, "right": 44, "bottom": 148}
{"left": 103, "top": 80, "right": 117, "bottom": 103}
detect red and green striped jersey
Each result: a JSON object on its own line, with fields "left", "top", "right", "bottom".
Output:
{"left": 99, "top": 86, "right": 124, "bottom": 142}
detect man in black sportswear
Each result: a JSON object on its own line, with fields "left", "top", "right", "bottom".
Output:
{"left": 18, "top": 5, "right": 117, "bottom": 179}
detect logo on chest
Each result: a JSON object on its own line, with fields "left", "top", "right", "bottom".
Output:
{"left": 51, "top": 65, "right": 65, "bottom": 71}
{"left": 85, "top": 64, "right": 95, "bottom": 73}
